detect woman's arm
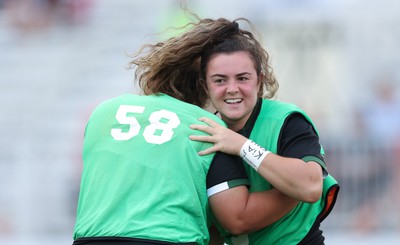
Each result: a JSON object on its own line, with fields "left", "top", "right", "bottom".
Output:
{"left": 257, "top": 155, "right": 322, "bottom": 203}
{"left": 190, "top": 117, "right": 323, "bottom": 202}
{"left": 209, "top": 186, "right": 299, "bottom": 235}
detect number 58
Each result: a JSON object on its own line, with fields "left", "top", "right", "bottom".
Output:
{"left": 111, "top": 105, "right": 180, "bottom": 145}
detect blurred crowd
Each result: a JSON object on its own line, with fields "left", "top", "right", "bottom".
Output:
{"left": 339, "top": 73, "right": 400, "bottom": 232}
{"left": 0, "top": 0, "right": 93, "bottom": 32}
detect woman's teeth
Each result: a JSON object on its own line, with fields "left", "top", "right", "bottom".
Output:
{"left": 225, "top": 98, "right": 242, "bottom": 104}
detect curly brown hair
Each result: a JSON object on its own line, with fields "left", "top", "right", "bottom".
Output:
{"left": 128, "top": 15, "right": 278, "bottom": 108}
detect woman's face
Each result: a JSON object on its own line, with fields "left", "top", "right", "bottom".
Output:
{"left": 205, "top": 51, "right": 260, "bottom": 131}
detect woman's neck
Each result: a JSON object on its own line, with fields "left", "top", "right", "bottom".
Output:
{"left": 226, "top": 119, "right": 247, "bottom": 132}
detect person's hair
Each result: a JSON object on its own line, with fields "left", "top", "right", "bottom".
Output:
{"left": 128, "top": 15, "right": 278, "bottom": 108}
{"left": 199, "top": 18, "right": 278, "bottom": 100}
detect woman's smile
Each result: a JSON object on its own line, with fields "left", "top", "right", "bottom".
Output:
{"left": 206, "top": 51, "right": 259, "bottom": 130}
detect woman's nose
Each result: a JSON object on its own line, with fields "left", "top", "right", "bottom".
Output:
{"left": 226, "top": 81, "right": 239, "bottom": 94}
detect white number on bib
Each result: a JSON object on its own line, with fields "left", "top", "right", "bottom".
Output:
{"left": 143, "top": 109, "right": 180, "bottom": 144}
{"left": 111, "top": 105, "right": 180, "bottom": 144}
{"left": 111, "top": 105, "right": 144, "bottom": 140}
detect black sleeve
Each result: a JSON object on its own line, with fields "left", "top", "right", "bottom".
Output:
{"left": 206, "top": 152, "right": 249, "bottom": 189}
{"left": 278, "top": 113, "right": 324, "bottom": 162}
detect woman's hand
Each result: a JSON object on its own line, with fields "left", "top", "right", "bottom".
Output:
{"left": 189, "top": 117, "right": 247, "bottom": 156}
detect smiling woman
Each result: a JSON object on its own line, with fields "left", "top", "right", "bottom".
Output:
{"left": 205, "top": 51, "right": 260, "bottom": 132}
{"left": 170, "top": 17, "right": 340, "bottom": 244}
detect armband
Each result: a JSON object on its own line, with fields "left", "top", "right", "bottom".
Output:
{"left": 239, "top": 140, "right": 270, "bottom": 171}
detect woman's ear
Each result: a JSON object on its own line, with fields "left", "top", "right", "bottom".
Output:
{"left": 258, "top": 72, "right": 265, "bottom": 84}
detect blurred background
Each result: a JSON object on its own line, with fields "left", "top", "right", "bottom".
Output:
{"left": 1, "top": 0, "right": 399, "bottom": 244}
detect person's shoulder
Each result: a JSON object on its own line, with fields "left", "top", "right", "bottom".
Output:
{"left": 91, "top": 95, "right": 120, "bottom": 109}
{"left": 136, "top": 93, "right": 225, "bottom": 126}
{"left": 261, "top": 99, "right": 305, "bottom": 115}
{"left": 262, "top": 99, "right": 300, "bottom": 110}
{"left": 186, "top": 104, "right": 226, "bottom": 126}
{"left": 165, "top": 95, "right": 226, "bottom": 126}
{"left": 93, "top": 94, "right": 134, "bottom": 108}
